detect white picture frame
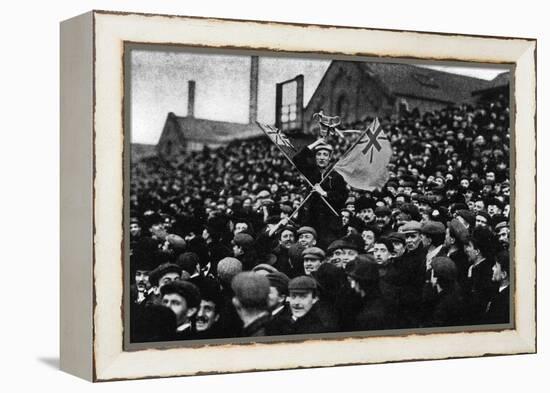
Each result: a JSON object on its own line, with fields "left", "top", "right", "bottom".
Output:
{"left": 60, "top": 10, "right": 536, "bottom": 382}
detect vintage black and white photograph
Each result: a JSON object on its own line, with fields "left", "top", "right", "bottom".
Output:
{"left": 126, "top": 46, "right": 512, "bottom": 345}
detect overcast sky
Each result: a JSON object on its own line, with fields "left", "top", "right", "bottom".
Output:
{"left": 130, "top": 49, "right": 507, "bottom": 144}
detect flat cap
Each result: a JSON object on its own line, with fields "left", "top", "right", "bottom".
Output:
{"left": 456, "top": 209, "right": 476, "bottom": 227}
{"left": 421, "top": 221, "right": 446, "bottom": 236}
{"left": 447, "top": 218, "right": 469, "bottom": 244}
{"left": 302, "top": 246, "right": 326, "bottom": 260}
{"left": 387, "top": 232, "right": 406, "bottom": 244}
{"left": 398, "top": 220, "right": 422, "bottom": 233}
{"left": 216, "top": 257, "right": 243, "bottom": 285}
{"left": 266, "top": 271, "right": 290, "bottom": 296}
{"left": 165, "top": 234, "right": 187, "bottom": 251}
{"left": 160, "top": 280, "right": 201, "bottom": 309}
{"left": 288, "top": 276, "right": 318, "bottom": 293}
{"left": 233, "top": 233, "right": 255, "bottom": 248}
{"left": 231, "top": 272, "right": 270, "bottom": 308}
{"left": 313, "top": 142, "right": 334, "bottom": 153}
{"left": 297, "top": 226, "right": 318, "bottom": 239}
{"left": 495, "top": 221, "right": 509, "bottom": 231}
{"left": 252, "top": 263, "right": 278, "bottom": 274}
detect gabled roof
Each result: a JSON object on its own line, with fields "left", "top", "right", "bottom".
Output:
{"left": 361, "top": 62, "right": 492, "bottom": 103}
{"left": 172, "top": 115, "right": 264, "bottom": 142}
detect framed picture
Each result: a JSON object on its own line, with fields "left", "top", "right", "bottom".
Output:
{"left": 60, "top": 10, "right": 536, "bottom": 381}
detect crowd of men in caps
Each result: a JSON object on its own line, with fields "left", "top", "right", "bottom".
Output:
{"left": 130, "top": 94, "right": 511, "bottom": 342}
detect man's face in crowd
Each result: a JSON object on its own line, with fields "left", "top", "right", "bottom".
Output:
{"left": 491, "top": 262, "right": 506, "bottom": 283}
{"left": 362, "top": 230, "right": 376, "bottom": 250}
{"left": 444, "top": 228, "right": 455, "bottom": 248}
{"left": 279, "top": 229, "right": 295, "bottom": 249}
{"left": 498, "top": 227, "right": 510, "bottom": 246}
{"left": 373, "top": 243, "right": 391, "bottom": 265}
{"left": 392, "top": 241, "right": 406, "bottom": 258}
{"left": 341, "top": 248, "right": 358, "bottom": 267}
{"left": 158, "top": 272, "right": 180, "bottom": 289}
{"left": 267, "top": 286, "right": 286, "bottom": 309}
{"left": 474, "top": 200, "right": 485, "bottom": 213}
{"left": 486, "top": 172, "right": 496, "bottom": 184}
{"left": 487, "top": 204, "right": 501, "bottom": 216}
{"left": 150, "top": 223, "right": 168, "bottom": 240}
{"left": 135, "top": 270, "right": 150, "bottom": 291}
{"left": 404, "top": 231, "right": 422, "bottom": 251}
{"left": 130, "top": 222, "right": 141, "bottom": 237}
{"left": 195, "top": 299, "right": 219, "bottom": 332}
{"left": 358, "top": 208, "right": 375, "bottom": 222}
{"left": 298, "top": 233, "right": 316, "bottom": 248}
{"left": 420, "top": 233, "right": 432, "bottom": 248}
{"left": 475, "top": 215, "right": 488, "bottom": 228}
{"left": 242, "top": 198, "right": 252, "bottom": 209}
{"left": 330, "top": 249, "right": 344, "bottom": 268}
{"left": 376, "top": 214, "right": 391, "bottom": 227}
{"left": 232, "top": 244, "right": 244, "bottom": 257}
{"left": 341, "top": 210, "right": 351, "bottom": 226}
{"left": 460, "top": 179, "right": 470, "bottom": 189}
{"left": 303, "top": 257, "right": 322, "bottom": 276}
{"left": 202, "top": 228, "right": 211, "bottom": 241}
{"left": 346, "top": 203, "right": 355, "bottom": 213}
{"left": 403, "top": 186, "right": 413, "bottom": 196}
{"left": 234, "top": 222, "right": 248, "bottom": 234}
{"left": 289, "top": 291, "right": 317, "bottom": 319}
{"left": 464, "top": 241, "right": 479, "bottom": 263}
{"left": 315, "top": 149, "right": 331, "bottom": 169}
{"left": 162, "top": 294, "right": 194, "bottom": 325}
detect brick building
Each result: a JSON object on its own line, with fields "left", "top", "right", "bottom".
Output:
{"left": 303, "top": 61, "right": 495, "bottom": 134}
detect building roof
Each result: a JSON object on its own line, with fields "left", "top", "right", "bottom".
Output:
{"left": 171, "top": 114, "right": 264, "bottom": 143}
{"left": 360, "top": 62, "right": 492, "bottom": 103}
{"left": 471, "top": 71, "right": 510, "bottom": 95}
{"left": 131, "top": 143, "right": 157, "bottom": 159}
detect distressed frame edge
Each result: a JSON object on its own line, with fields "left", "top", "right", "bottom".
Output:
{"left": 59, "top": 11, "right": 95, "bottom": 381}
{"left": 90, "top": 11, "right": 537, "bottom": 381}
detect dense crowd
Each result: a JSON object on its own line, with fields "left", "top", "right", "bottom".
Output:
{"left": 130, "top": 94, "right": 511, "bottom": 342}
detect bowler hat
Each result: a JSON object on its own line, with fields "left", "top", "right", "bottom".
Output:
{"left": 160, "top": 280, "right": 201, "bottom": 309}
{"left": 149, "top": 263, "right": 182, "bottom": 287}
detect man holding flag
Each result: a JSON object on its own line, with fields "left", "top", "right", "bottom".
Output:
{"left": 258, "top": 112, "right": 392, "bottom": 248}
{"left": 292, "top": 137, "right": 348, "bottom": 248}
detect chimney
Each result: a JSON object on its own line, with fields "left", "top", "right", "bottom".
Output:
{"left": 187, "top": 80, "right": 195, "bottom": 118}
{"left": 249, "top": 56, "right": 259, "bottom": 124}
